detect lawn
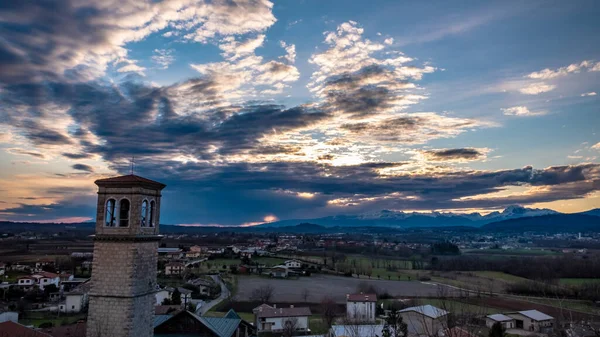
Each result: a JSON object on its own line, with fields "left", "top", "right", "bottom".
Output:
{"left": 559, "top": 278, "right": 600, "bottom": 286}
{"left": 472, "top": 271, "right": 529, "bottom": 283}
{"left": 20, "top": 312, "right": 86, "bottom": 328}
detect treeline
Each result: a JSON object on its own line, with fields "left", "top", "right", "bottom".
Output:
{"left": 506, "top": 281, "right": 600, "bottom": 301}
{"left": 432, "top": 255, "right": 600, "bottom": 280}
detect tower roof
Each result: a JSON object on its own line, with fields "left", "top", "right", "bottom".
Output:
{"left": 95, "top": 174, "right": 166, "bottom": 190}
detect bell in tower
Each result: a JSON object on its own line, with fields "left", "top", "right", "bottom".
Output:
{"left": 86, "top": 174, "right": 166, "bottom": 337}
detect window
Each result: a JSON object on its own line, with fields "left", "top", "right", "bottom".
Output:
{"left": 149, "top": 200, "right": 156, "bottom": 227}
{"left": 119, "top": 199, "right": 130, "bottom": 227}
{"left": 105, "top": 199, "right": 116, "bottom": 227}
{"left": 141, "top": 200, "right": 148, "bottom": 227}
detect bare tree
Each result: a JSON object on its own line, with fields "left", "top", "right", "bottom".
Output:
{"left": 320, "top": 296, "right": 338, "bottom": 328}
{"left": 250, "top": 285, "right": 275, "bottom": 303}
{"left": 282, "top": 317, "right": 299, "bottom": 337}
{"left": 301, "top": 288, "right": 310, "bottom": 302}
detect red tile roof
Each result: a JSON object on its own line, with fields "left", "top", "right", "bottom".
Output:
{"left": 94, "top": 174, "right": 166, "bottom": 189}
{"left": 42, "top": 322, "right": 87, "bottom": 337}
{"left": 0, "top": 321, "right": 52, "bottom": 337}
{"left": 347, "top": 293, "right": 377, "bottom": 302}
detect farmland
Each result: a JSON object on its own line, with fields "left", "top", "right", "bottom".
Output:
{"left": 235, "top": 274, "right": 460, "bottom": 303}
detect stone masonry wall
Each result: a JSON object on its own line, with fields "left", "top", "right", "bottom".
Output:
{"left": 86, "top": 293, "right": 155, "bottom": 337}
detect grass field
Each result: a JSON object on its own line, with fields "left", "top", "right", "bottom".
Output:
{"left": 20, "top": 312, "right": 86, "bottom": 328}
{"left": 472, "top": 271, "right": 529, "bottom": 283}
{"left": 559, "top": 278, "right": 600, "bottom": 286}
{"left": 464, "top": 248, "right": 559, "bottom": 256}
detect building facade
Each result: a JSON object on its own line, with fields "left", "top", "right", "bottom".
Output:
{"left": 346, "top": 293, "right": 377, "bottom": 322}
{"left": 86, "top": 174, "right": 166, "bottom": 337}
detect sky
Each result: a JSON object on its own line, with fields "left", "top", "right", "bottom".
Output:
{"left": 0, "top": 0, "right": 599, "bottom": 226}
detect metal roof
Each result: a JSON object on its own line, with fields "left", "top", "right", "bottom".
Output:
{"left": 487, "top": 314, "right": 514, "bottom": 322}
{"left": 517, "top": 310, "right": 554, "bottom": 321}
{"left": 153, "top": 315, "right": 173, "bottom": 328}
{"left": 399, "top": 305, "right": 448, "bottom": 319}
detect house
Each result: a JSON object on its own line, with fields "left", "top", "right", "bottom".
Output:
{"left": 330, "top": 324, "right": 385, "bottom": 337}
{"left": 253, "top": 304, "right": 311, "bottom": 333}
{"left": 346, "top": 293, "right": 377, "bottom": 322}
{"left": 284, "top": 260, "right": 302, "bottom": 268}
{"left": 178, "top": 287, "right": 193, "bottom": 307}
{"left": 154, "top": 309, "right": 256, "bottom": 337}
{"left": 31, "top": 272, "right": 60, "bottom": 290}
{"left": 506, "top": 310, "right": 554, "bottom": 333}
{"left": 190, "top": 245, "right": 206, "bottom": 253}
{"left": 0, "top": 262, "right": 5, "bottom": 276}
{"left": 398, "top": 305, "right": 449, "bottom": 336}
{"left": 188, "top": 278, "right": 214, "bottom": 296}
{"left": 270, "top": 265, "right": 290, "bottom": 278}
{"left": 156, "top": 288, "right": 173, "bottom": 305}
{"left": 0, "top": 311, "right": 18, "bottom": 323}
{"left": 34, "top": 260, "right": 55, "bottom": 273}
{"left": 165, "top": 262, "right": 185, "bottom": 276}
{"left": 486, "top": 314, "right": 516, "bottom": 329}
{"left": 17, "top": 276, "right": 36, "bottom": 290}
{"left": 0, "top": 321, "right": 52, "bottom": 337}
{"left": 186, "top": 251, "right": 203, "bottom": 259}
{"left": 59, "top": 281, "right": 91, "bottom": 313}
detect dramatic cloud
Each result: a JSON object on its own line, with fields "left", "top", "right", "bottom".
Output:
{"left": 502, "top": 106, "right": 545, "bottom": 117}
{"left": 592, "top": 142, "right": 600, "bottom": 150}
{"left": 6, "top": 148, "right": 46, "bottom": 159}
{"left": 581, "top": 92, "right": 597, "bottom": 97}
{"left": 72, "top": 164, "right": 94, "bottom": 172}
{"left": 519, "top": 82, "right": 555, "bottom": 95}
{"left": 420, "top": 148, "right": 488, "bottom": 162}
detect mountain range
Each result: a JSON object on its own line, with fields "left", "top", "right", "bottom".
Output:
{"left": 260, "top": 205, "right": 600, "bottom": 230}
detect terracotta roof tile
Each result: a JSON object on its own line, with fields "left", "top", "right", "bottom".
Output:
{"left": 0, "top": 321, "right": 52, "bottom": 337}
{"left": 94, "top": 174, "right": 166, "bottom": 189}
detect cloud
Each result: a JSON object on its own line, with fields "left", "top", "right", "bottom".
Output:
{"left": 152, "top": 49, "right": 175, "bottom": 70}
{"left": 581, "top": 92, "right": 597, "bottom": 97}
{"left": 62, "top": 152, "right": 93, "bottom": 159}
{"left": 421, "top": 148, "right": 488, "bottom": 162}
{"left": 384, "top": 38, "right": 394, "bottom": 45}
{"left": 592, "top": 142, "right": 600, "bottom": 150}
{"left": 519, "top": 82, "right": 555, "bottom": 95}
{"left": 526, "top": 60, "right": 600, "bottom": 80}
{"left": 501, "top": 106, "right": 545, "bottom": 117}
{"left": 0, "top": 0, "right": 277, "bottom": 84}
{"left": 280, "top": 41, "right": 296, "bottom": 63}
{"left": 6, "top": 148, "right": 46, "bottom": 159}
{"left": 72, "top": 164, "right": 94, "bottom": 172}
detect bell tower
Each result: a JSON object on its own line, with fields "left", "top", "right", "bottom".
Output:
{"left": 86, "top": 174, "right": 166, "bottom": 337}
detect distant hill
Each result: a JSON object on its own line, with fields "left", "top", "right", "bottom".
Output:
{"left": 260, "top": 205, "right": 561, "bottom": 229}
{"left": 481, "top": 214, "right": 600, "bottom": 232}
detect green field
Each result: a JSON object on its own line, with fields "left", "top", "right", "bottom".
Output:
{"left": 559, "top": 278, "right": 600, "bottom": 286}
{"left": 464, "top": 248, "right": 559, "bottom": 256}
{"left": 19, "top": 312, "right": 86, "bottom": 328}
{"left": 471, "top": 271, "right": 530, "bottom": 283}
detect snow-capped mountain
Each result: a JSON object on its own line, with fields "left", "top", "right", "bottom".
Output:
{"left": 262, "top": 205, "right": 563, "bottom": 228}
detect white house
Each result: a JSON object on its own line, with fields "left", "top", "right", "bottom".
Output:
{"left": 253, "top": 305, "right": 311, "bottom": 333}
{"left": 59, "top": 280, "right": 91, "bottom": 313}
{"left": 398, "top": 305, "right": 449, "bottom": 336}
{"left": 346, "top": 293, "right": 377, "bottom": 322}
{"left": 269, "top": 265, "right": 290, "bottom": 278}
{"left": 17, "top": 277, "right": 36, "bottom": 291}
{"left": 506, "top": 310, "right": 554, "bottom": 333}
{"left": 31, "top": 272, "right": 60, "bottom": 290}
{"left": 486, "top": 314, "right": 515, "bottom": 329}
{"left": 156, "top": 288, "right": 172, "bottom": 305}
{"left": 284, "top": 260, "right": 301, "bottom": 268}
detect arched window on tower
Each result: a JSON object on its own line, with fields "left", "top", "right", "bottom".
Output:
{"left": 141, "top": 200, "right": 148, "bottom": 227}
{"left": 105, "top": 199, "right": 116, "bottom": 227}
{"left": 149, "top": 200, "right": 155, "bottom": 227}
{"left": 119, "top": 199, "right": 130, "bottom": 227}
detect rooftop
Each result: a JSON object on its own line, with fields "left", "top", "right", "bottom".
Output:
{"left": 399, "top": 305, "right": 448, "bottom": 319}
{"left": 255, "top": 306, "right": 312, "bottom": 318}
{"left": 487, "top": 314, "right": 514, "bottom": 322}
{"left": 0, "top": 321, "right": 52, "bottom": 337}
{"left": 515, "top": 310, "right": 554, "bottom": 321}
{"left": 95, "top": 174, "right": 166, "bottom": 189}
{"left": 347, "top": 293, "right": 377, "bottom": 302}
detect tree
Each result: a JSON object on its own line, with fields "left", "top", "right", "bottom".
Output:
{"left": 384, "top": 308, "right": 408, "bottom": 337}
{"left": 489, "top": 322, "right": 505, "bottom": 337}
{"left": 301, "top": 288, "right": 310, "bottom": 302}
{"left": 171, "top": 288, "right": 182, "bottom": 305}
{"left": 320, "top": 296, "right": 338, "bottom": 328}
{"left": 250, "top": 285, "right": 274, "bottom": 303}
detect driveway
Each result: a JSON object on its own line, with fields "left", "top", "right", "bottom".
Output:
{"left": 198, "top": 274, "right": 230, "bottom": 315}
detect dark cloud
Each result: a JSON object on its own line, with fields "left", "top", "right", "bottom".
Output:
{"left": 62, "top": 152, "right": 92, "bottom": 159}
{"left": 72, "top": 163, "right": 94, "bottom": 172}
{"left": 7, "top": 148, "right": 45, "bottom": 159}
{"left": 423, "top": 148, "right": 484, "bottom": 161}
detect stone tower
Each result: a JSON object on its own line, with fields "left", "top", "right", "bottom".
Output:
{"left": 86, "top": 174, "right": 166, "bottom": 337}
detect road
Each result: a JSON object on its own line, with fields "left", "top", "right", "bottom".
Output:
{"left": 198, "top": 274, "right": 230, "bottom": 315}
